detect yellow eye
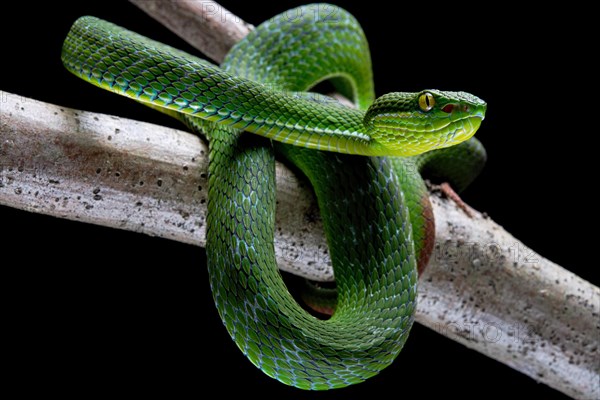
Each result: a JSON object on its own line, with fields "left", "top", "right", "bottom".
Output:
{"left": 418, "top": 92, "right": 435, "bottom": 112}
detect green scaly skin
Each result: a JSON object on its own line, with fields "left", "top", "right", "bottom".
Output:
{"left": 61, "top": 4, "right": 486, "bottom": 390}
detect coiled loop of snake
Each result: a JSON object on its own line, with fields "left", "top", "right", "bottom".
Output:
{"left": 62, "top": 4, "right": 486, "bottom": 390}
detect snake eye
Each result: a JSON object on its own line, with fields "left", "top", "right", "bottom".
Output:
{"left": 418, "top": 92, "right": 435, "bottom": 112}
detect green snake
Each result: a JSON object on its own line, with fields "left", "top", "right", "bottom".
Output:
{"left": 61, "top": 4, "right": 486, "bottom": 390}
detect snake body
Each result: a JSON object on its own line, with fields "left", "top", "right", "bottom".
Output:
{"left": 62, "top": 4, "right": 486, "bottom": 390}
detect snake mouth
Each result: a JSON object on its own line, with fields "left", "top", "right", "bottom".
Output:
{"left": 451, "top": 115, "right": 483, "bottom": 142}
{"left": 366, "top": 110, "right": 485, "bottom": 156}
{"left": 424, "top": 111, "right": 485, "bottom": 138}
{"left": 432, "top": 114, "right": 485, "bottom": 150}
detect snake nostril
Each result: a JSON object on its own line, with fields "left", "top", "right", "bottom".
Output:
{"left": 442, "top": 104, "right": 454, "bottom": 113}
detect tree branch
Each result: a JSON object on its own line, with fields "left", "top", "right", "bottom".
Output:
{"left": 129, "top": 0, "right": 252, "bottom": 63}
{"left": 0, "top": 1, "right": 598, "bottom": 398}
{"left": 0, "top": 91, "right": 331, "bottom": 281}
{"left": 1, "top": 90, "right": 598, "bottom": 399}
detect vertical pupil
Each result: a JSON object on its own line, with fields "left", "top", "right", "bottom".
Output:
{"left": 420, "top": 93, "right": 433, "bottom": 111}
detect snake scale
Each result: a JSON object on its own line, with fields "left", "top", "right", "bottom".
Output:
{"left": 61, "top": 4, "right": 486, "bottom": 390}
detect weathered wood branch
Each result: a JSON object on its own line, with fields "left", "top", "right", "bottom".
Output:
{"left": 0, "top": 1, "right": 598, "bottom": 397}
{"left": 1, "top": 91, "right": 598, "bottom": 399}
{"left": 0, "top": 91, "right": 331, "bottom": 281}
{"left": 129, "top": 0, "right": 252, "bottom": 63}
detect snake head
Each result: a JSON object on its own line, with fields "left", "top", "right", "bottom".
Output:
{"left": 364, "top": 90, "right": 487, "bottom": 156}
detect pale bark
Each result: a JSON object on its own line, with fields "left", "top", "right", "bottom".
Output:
{"left": 129, "top": 0, "right": 252, "bottom": 63}
{"left": 1, "top": 1, "right": 598, "bottom": 397}
{"left": 0, "top": 92, "right": 331, "bottom": 281}
{"left": 1, "top": 91, "right": 598, "bottom": 398}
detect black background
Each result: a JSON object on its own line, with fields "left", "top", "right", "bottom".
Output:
{"left": 1, "top": 1, "right": 595, "bottom": 398}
